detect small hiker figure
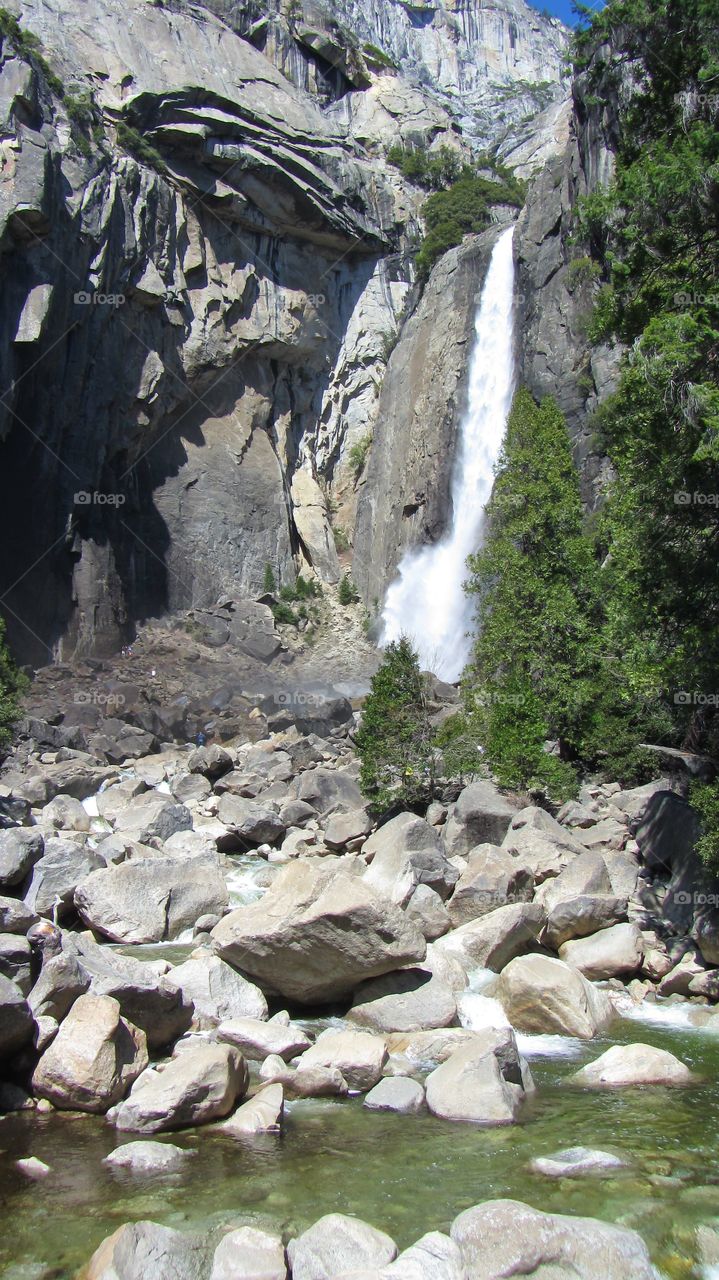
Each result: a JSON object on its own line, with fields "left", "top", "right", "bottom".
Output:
{"left": 195, "top": 730, "right": 207, "bottom": 748}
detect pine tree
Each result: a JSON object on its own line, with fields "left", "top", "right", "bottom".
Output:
{"left": 338, "top": 573, "right": 358, "bottom": 606}
{"left": 463, "top": 389, "right": 600, "bottom": 797}
{"left": 355, "top": 637, "right": 434, "bottom": 813}
{"left": 263, "top": 563, "right": 276, "bottom": 594}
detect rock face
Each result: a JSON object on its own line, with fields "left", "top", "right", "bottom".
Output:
{"left": 498, "top": 954, "right": 614, "bottom": 1039}
{"left": 110, "top": 1044, "right": 248, "bottom": 1133}
{"left": 425, "top": 1028, "right": 534, "bottom": 1125}
{"left": 450, "top": 1199, "right": 659, "bottom": 1279}
{"left": 75, "top": 856, "right": 228, "bottom": 943}
{"left": 570, "top": 1043, "right": 696, "bottom": 1088}
{"left": 32, "top": 994, "right": 148, "bottom": 1113}
{"left": 287, "top": 1214, "right": 397, "bottom": 1280}
{"left": 211, "top": 862, "right": 425, "bottom": 1004}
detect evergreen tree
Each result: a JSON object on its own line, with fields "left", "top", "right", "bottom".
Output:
{"left": 463, "top": 389, "right": 600, "bottom": 797}
{"left": 263, "top": 563, "right": 276, "bottom": 594}
{"left": 355, "top": 637, "right": 434, "bottom": 813}
{"left": 338, "top": 573, "right": 358, "bottom": 606}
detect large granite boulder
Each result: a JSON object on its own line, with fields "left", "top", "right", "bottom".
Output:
{"left": 217, "top": 1015, "right": 310, "bottom": 1062}
{"left": 443, "top": 782, "right": 518, "bottom": 857}
{"left": 0, "top": 973, "right": 34, "bottom": 1057}
{"left": 559, "top": 922, "right": 644, "bottom": 980}
{"left": 112, "top": 793, "right": 193, "bottom": 845}
{"left": 24, "top": 838, "right": 103, "bottom": 918}
{"left": 220, "top": 1084, "right": 285, "bottom": 1137}
{"left": 68, "top": 935, "right": 193, "bottom": 1049}
{"left": 435, "top": 903, "right": 545, "bottom": 972}
{"left": 0, "top": 827, "right": 44, "bottom": 888}
{"left": 348, "top": 968, "right": 457, "bottom": 1033}
{"left": 110, "top": 1044, "right": 248, "bottom": 1133}
{"left": 80, "top": 1221, "right": 210, "bottom": 1280}
{"left": 570, "top": 1043, "right": 695, "bottom": 1088}
{"left": 210, "top": 1226, "right": 287, "bottom": 1280}
{"left": 287, "top": 1214, "right": 397, "bottom": 1280}
{"left": 450, "top": 1199, "right": 659, "bottom": 1278}
{"left": 498, "top": 954, "right": 614, "bottom": 1039}
{"left": 501, "top": 807, "right": 586, "bottom": 882}
{"left": 362, "top": 813, "right": 459, "bottom": 906}
{"left": 543, "top": 894, "right": 627, "bottom": 949}
{"left": 447, "top": 844, "right": 534, "bottom": 927}
{"left": 163, "top": 950, "right": 267, "bottom": 1028}
{"left": 383, "top": 1231, "right": 464, "bottom": 1279}
{"left": 297, "top": 1028, "right": 387, "bottom": 1091}
{"left": 425, "top": 1028, "right": 534, "bottom": 1125}
{"left": 32, "top": 994, "right": 148, "bottom": 1112}
{"left": 211, "top": 862, "right": 425, "bottom": 1004}
{"left": 75, "top": 855, "right": 228, "bottom": 943}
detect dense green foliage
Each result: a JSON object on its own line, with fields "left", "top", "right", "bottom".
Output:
{"left": 349, "top": 432, "right": 372, "bottom": 479}
{"left": 690, "top": 779, "right": 719, "bottom": 871}
{"left": 355, "top": 638, "right": 435, "bottom": 813}
{"left": 263, "top": 563, "right": 276, "bottom": 594}
{"left": 386, "top": 143, "right": 463, "bottom": 191}
{"left": 116, "top": 122, "right": 167, "bottom": 173}
{"left": 416, "top": 160, "right": 526, "bottom": 280}
{"left": 338, "top": 573, "right": 359, "bottom": 606}
{"left": 0, "top": 615, "right": 26, "bottom": 750}
{"left": 279, "top": 574, "right": 321, "bottom": 603}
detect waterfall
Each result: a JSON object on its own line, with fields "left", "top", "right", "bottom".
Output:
{"left": 378, "top": 224, "right": 516, "bottom": 682}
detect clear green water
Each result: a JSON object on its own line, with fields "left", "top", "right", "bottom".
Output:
{"left": 1, "top": 1016, "right": 718, "bottom": 1280}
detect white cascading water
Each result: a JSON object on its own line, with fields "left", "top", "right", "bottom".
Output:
{"left": 378, "top": 224, "right": 517, "bottom": 682}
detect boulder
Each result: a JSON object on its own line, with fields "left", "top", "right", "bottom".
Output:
{"left": 220, "top": 1083, "right": 284, "bottom": 1136}
{"left": 405, "top": 884, "right": 451, "bottom": 940}
{"left": 28, "top": 949, "right": 90, "bottom": 1020}
{"left": 70, "top": 935, "right": 193, "bottom": 1049}
{"left": 559, "top": 923, "right": 644, "bottom": 980}
{"left": 104, "top": 1140, "right": 196, "bottom": 1174}
{"left": 536, "top": 849, "right": 613, "bottom": 912}
{"left": 348, "top": 968, "right": 457, "bottom": 1033}
{"left": 217, "top": 1015, "right": 310, "bottom": 1061}
{"left": 260, "top": 1061, "right": 348, "bottom": 1098}
{"left": 40, "top": 794, "right": 91, "bottom": 833}
{"left": 210, "top": 1226, "right": 287, "bottom": 1280}
{"left": 425, "top": 1028, "right": 534, "bottom": 1125}
{"left": 529, "top": 1147, "right": 628, "bottom": 1178}
{"left": 32, "top": 994, "right": 148, "bottom": 1112}
{"left": 0, "top": 895, "right": 36, "bottom": 933}
{"left": 164, "top": 950, "right": 267, "bottom": 1028}
{"left": 0, "top": 827, "right": 44, "bottom": 887}
{"left": 295, "top": 767, "right": 364, "bottom": 816}
{"left": 569, "top": 1042, "right": 695, "bottom": 1088}
{"left": 110, "top": 1043, "right": 248, "bottom": 1132}
{"left": 216, "top": 795, "right": 286, "bottom": 847}
{"left": 363, "top": 813, "right": 459, "bottom": 906}
{"left": 435, "top": 903, "right": 545, "bottom": 972}
{"left": 447, "top": 844, "right": 534, "bottom": 927}
{"left": 543, "top": 894, "right": 628, "bottom": 949}
{"left": 297, "top": 1027, "right": 387, "bottom": 1091}
{"left": 0, "top": 972, "right": 34, "bottom": 1057}
{"left": 324, "top": 808, "right": 372, "bottom": 850}
{"left": 575, "top": 817, "right": 627, "bottom": 851}
{"left": 0, "top": 932, "right": 32, "bottom": 993}
{"left": 383, "top": 1232, "right": 464, "bottom": 1279}
{"left": 498, "top": 954, "right": 614, "bottom": 1039}
{"left": 363, "top": 1076, "right": 425, "bottom": 1114}
{"left": 385, "top": 1028, "right": 480, "bottom": 1068}
{"left": 112, "top": 792, "right": 193, "bottom": 844}
{"left": 80, "top": 1221, "right": 210, "bottom": 1280}
{"left": 24, "top": 837, "right": 103, "bottom": 918}
{"left": 501, "top": 807, "right": 587, "bottom": 882}
{"left": 171, "top": 774, "right": 212, "bottom": 805}
{"left": 75, "top": 855, "right": 228, "bottom": 943}
{"left": 187, "top": 744, "right": 233, "bottom": 780}
{"left": 288, "top": 1214, "right": 397, "bottom": 1280}
{"left": 443, "top": 781, "right": 517, "bottom": 856}
{"left": 450, "top": 1199, "right": 659, "bottom": 1279}
{"left": 211, "top": 862, "right": 425, "bottom": 1004}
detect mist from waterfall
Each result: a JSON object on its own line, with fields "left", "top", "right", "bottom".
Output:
{"left": 378, "top": 224, "right": 516, "bottom": 682}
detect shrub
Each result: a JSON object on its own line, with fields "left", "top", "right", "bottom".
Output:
{"left": 271, "top": 601, "right": 299, "bottom": 626}
{"left": 116, "top": 121, "right": 166, "bottom": 173}
{"left": 349, "top": 432, "right": 372, "bottom": 479}
{"left": 263, "top": 563, "right": 276, "bottom": 594}
{"left": 338, "top": 573, "right": 358, "bottom": 605}
{"left": 690, "top": 780, "right": 719, "bottom": 873}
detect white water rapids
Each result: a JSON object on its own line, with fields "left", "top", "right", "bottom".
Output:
{"left": 378, "top": 224, "right": 517, "bottom": 682}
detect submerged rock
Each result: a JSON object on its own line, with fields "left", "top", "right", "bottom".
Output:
{"left": 569, "top": 1043, "right": 696, "bottom": 1088}
{"left": 104, "top": 1140, "right": 196, "bottom": 1174}
{"left": 529, "top": 1147, "right": 629, "bottom": 1178}
{"left": 363, "top": 1076, "right": 425, "bottom": 1114}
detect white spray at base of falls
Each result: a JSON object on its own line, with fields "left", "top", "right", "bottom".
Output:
{"left": 378, "top": 224, "right": 517, "bottom": 682}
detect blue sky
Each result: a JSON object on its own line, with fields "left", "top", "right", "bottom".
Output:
{"left": 529, "top": 0, "right": 599, "bottom": 26}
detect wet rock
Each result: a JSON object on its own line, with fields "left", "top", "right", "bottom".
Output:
{"left": 443, "top": 782, "right": 518, "bottom": 856}
{"left": 75, "top": 855, "right": 228, "bottom": 943}
{"left": 298, "top": 1027, "right": 387, "bottom": 1091}
{"left": 498, "top": 954, "right": 614, "bottom": 1039}
{"left": 104, "top": 1140, "right": 196, "bottom": 1174}
{"left": 363, "top": 813, "right": 459, "bottom": 906}
{"left": 0, "top": 828, "right": 44, "bottom": 887}
{"left": 211, "top": 862, "right": 425, "bottom": 1004}
{"left": 110, "top": 1043, "right": 248, "bottom": 1133}
{"left": 559, "top": 922, "right": 644, "bottom": 980}
{"left": 210, "top": 1226, "right": 287, "bottom": 1280}
{"left": 425, "top": 1028, "right": 534, "bottom": 1125}
{"left": 288, "top": 1213, "right": 397, "bottom": 1280}
{"left": 570, "top": 1042, "right": 695, "bottom": 1088}
{"left": 450, "top": 1198, "right": 659, "bottom": 1278}
{"left": 363, "top": 1076, "right": 425, "bottom": 1114}
{"left": 220, "top": 1083, "right": 284, "bottom": 1136}
{"left": 348, "top": 968, "right": 457, "bottom": 1033}
{"left": 32, "top": 993, "right": 148, "bottom": 1112}
{"left": 435, "top": 902, "right": 545, "bottom": 972}
{"left": 529, "top": 1147, "right": 628, "bottom": 1178}
{"left": 217, "top": 1015, "right": 310, "bottom": 1061}
{"left": 164, "top": 950, "right": 267, "bottom": 1029}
